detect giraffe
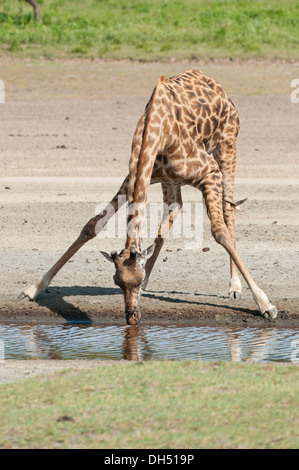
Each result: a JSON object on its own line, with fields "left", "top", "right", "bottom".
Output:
{"left": 20, "top": 69, "right": 277, "bottom": 325}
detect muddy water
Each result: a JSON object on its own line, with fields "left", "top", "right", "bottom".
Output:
{"left": 0, "top": 321, "right": 298, "bottom": 363}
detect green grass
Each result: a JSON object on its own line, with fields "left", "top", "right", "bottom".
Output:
{"left": 0, "top": 0, "right": 298, "bottom": 60}
{"left": 0, "top": 361, "right": 298, "bottom": 448}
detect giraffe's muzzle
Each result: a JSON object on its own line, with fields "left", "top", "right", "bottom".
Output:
{"left": 126, "top": 309, "right": 140, "bottom": 326}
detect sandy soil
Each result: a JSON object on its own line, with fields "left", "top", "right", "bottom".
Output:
{"left": 0, "top": 359, "right": 120, "bottom": 385}
{"left": 0, "top": 58, "right": 299, "bottom": 331}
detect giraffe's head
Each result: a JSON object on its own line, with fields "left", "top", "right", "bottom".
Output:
{"left": 101, "top": 245, "right": 155, "bottom": 325}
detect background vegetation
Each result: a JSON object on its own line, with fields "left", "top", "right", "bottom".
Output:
{"left": 0, "top": 0, "right": 298, "bottom": 60}
{"left": 0, "top": 361, "right": 298, "bottom": 448}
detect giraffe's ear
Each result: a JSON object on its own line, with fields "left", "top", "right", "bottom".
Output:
{"left": 143, "top": 244, "right": 155, "bottom": 260}
{"left": 100, "top": 251, "right": 117, "bottom": 263}
{"left": 234, "top": 198, "right": 247, "bottom": 212}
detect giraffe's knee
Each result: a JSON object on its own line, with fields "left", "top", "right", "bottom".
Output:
{"left": 212, "top": 226, "right": 231, "bottom": 248}
{"left": 80, "top": 218, "right": 97, "bottom": 241}
{"left": 216, "top": 232, "right": 229, "bottom": 246}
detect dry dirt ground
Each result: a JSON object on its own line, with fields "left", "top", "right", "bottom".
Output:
{"left": 0, "top": 57, "right": 299, "bottom": 328}
{"left": 0, "top": 359, "right": 117, "bottom": 385}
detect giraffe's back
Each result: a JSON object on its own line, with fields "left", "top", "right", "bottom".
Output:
{"left": 160, "top": 70, "right": 238, "bottom": 153}
{"left": 144, "top": 70, "right": 239, "bottom": 184}
{"left": 129, "top": 69, "right": 239, "bottom": 188}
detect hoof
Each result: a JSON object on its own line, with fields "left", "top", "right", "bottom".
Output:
{"left": 229, "top": 291, "right": 242, "bottom": 300}
{"left": 18, "top": 283, "right": 41, "bottom": 301}
{"left": 263, "top": 306, "right": 278, "bottom": 321}
{"left": 18, "top": 292, "right": 27, "bottom": 301}
{"left": 18, "top": 291, "right": 36, "bottom": 301}
{"left": 18, "top": 276, "right": 50, "bottom": 301}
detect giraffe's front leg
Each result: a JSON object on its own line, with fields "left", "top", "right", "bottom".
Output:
{"left": 214, "top": 121, "right": 243, "bottom": 301}
{"left": 19, "top": 175, "right": 129, "bottom": 301}
{"left": 19, "top": 274, "right": 52, "bottom": 301}
{"left": 198, "top": 167, "right": 278, "bottom": 320}
{"left": 143, "top": 183, "right": 182, "bottom": 290}
{"left": 225, "top": 201, "right": 243, "bottom": 300}
{"left": 18, "top": 216, "right": 100, "bottom": 302}
{"left": 251, "top": 287, "right": 278, "bottom": 320}
{"left": 228, "top": 274, "right": 242, "bottom": 300}
{"left": 222, "top": 199, "right": 242, "bottom": 300}
{"left": 216, "top": 224, "right": 277, "bottom": 319}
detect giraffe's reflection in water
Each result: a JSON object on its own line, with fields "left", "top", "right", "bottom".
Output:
{"left": 0, "top": 321, "right": 297, "bottom": 363}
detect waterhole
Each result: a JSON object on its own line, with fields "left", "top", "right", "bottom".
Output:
{"left": 0, "top": 321, "right": 298, "bottom": 363}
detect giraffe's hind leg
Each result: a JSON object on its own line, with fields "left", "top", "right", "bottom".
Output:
{"left": 195, "top": 158, "right": 277, "bottom": 320}
{"left": 213, "top": 113, "right": 242, "bottom": 300}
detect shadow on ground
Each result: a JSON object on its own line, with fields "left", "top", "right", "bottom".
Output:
{"left": 34, "top": 285, "right": 262, "bottom": 323}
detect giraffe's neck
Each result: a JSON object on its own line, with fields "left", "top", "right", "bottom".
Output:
{"left": 126, "top": 201, "right": 146, "bottom": 251}
{"left": 125, "top": 75, "right": 165, "bottom": 251}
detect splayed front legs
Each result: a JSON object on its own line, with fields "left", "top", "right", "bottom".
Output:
{"left": 19, "top": 176, "right": 129, "bottom": 301}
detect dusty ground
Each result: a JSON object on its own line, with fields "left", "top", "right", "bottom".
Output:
{"left": 0, "top": 57, "right": 299, "bottom": 330}
{"left": 0, "top": 359, "right": 119, "bottom": 385}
